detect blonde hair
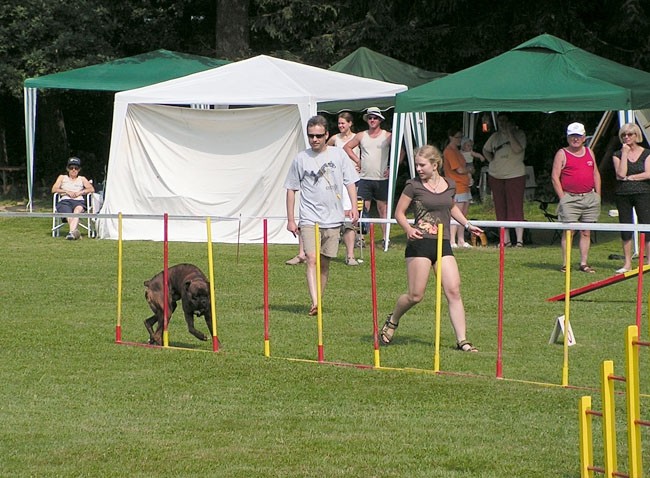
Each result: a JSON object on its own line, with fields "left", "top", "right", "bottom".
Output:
{"left": 618, "top": 123, "right": 643, "bottom": 143}
{"left": 414, "top": 144, "right": 443, "bottom": 170}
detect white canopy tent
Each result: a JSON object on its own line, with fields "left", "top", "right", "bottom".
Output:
{"left": 99, "top": 55, "right": 407, "bottom": 243}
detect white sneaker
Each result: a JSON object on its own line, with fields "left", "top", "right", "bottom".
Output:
{"left": 462, "top": 243, "right": 472, "bottom": 249}
{"left": 451, "top": 243, "right": 458, "bottom": 248}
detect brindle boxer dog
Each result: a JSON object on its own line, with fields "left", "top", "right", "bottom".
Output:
{"left": 143, "top": 263, "right": 215, "bottom": 346}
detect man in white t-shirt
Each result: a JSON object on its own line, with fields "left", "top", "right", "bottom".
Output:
{"left": 285, "top": 115, "right": 359, "bottom": 316}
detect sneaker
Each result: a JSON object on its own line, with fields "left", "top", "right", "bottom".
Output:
{"left": 72, "top": 229, "right": 81, "bottom": 240}
{"left": 66, "top": 232, "right": 75, "bottom": 240}
{"left": 345, "top": 257, "right": 360, "bottom": 266}
{"left": 451, "top": 243, "right": 458, "bottom": 248}
{"left": 285, "top": 255, "right": 306, "bottom": 265}
{"left": 461, "top": 243, "right": 472, "bottom": 249}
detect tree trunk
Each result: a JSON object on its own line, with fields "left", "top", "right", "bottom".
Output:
{"left": 215, "top": 0, "right": 249, "bottom": 59}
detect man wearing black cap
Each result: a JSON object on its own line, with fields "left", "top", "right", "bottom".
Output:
{"left": 51, "top": 157, "right": 95, "bottom": 240}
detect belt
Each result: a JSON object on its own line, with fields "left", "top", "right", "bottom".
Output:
{"left": 566, "top": 189, "right": 595, "bottom": 196}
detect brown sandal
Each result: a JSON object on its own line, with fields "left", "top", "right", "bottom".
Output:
{"left": 578, "top": 264, "right": 596, "bottom": 274}
{"left": 379, "top": 314, "right": 398, "bottom": 346}
{"left": 456, "top": 340, "right": 478, "bottom": 352}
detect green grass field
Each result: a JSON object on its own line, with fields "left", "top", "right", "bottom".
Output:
{"left": 1, "top": 209, "right": 649, "bottom": 477}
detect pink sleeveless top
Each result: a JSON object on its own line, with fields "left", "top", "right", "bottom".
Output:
{"left": 561, "top": 147, "right": 596, "bottom": 194}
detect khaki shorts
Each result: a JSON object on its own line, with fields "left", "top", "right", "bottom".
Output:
{"left": 557, "top": 191, "right": 600, "bottom": 222}
{"left": 300, "top": 225, "right": 342, "bottom": 258}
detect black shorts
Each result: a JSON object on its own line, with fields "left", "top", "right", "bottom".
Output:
{"left": 405, "top": 238, "right": 453, "bottom": 263}
{"left": 357, "top": 179, "right": 389, "bottom": 202}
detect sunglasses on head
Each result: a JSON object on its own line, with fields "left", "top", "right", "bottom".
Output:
{"left": 308, "top": 133, "right": 327, "bottom": 139}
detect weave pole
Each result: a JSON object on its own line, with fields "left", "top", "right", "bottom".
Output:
{"left": 562, "top": 230, "right": 573, "bottom": 387}
{"left": 115, "top": 213, "right": 123, "bottom": 343}
{"left": 162, "top": 213, "right": 170, "bottom": 348}
{"left": 315, "top": 224, "right": 324, "bottom": 362}
{"left": 496, "top": 227, "right": 505, "bottom": 378}
{"left": 206, "top": 217, "right": 219, "bottom": 352}
{"left": 263, "top": 219, "right": 270, "bottom": 357}
{"left": 369, "top": 224, "right": 380, "bottom": 368}
{"left": 433, "top": 224, "right": 443, "bottom": 373}
{"left": 625, "top": 325, "right": 643, "bottom": 477}
{"left": 635, "top": 233, "right": 645, "bottom": 331}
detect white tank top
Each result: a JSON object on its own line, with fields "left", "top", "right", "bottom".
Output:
{"left": 359, "top": 130, "right": 390, "bottom": 180}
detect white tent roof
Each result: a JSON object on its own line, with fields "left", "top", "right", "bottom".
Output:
{"left": 100, "top": 55, "right": 407, "bottom": 243}
{"left": 114, "top": 54, "right": 407, "bottom": 106}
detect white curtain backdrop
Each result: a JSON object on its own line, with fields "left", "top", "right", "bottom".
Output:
{"left": 99, "top": 103, "right": 304, "bottom": 243}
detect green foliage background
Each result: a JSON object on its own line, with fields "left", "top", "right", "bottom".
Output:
{"left": 0, "top": 0, "right": 649, "bottom": 194}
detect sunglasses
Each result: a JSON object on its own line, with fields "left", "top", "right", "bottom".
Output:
{"left": 68, "top": 166, "right": 80, "bottom": 170}
{"left": 621, "top": 132, "right": 636, "bottom": 137}
{"left": 308, "top": 133, "right": 327, "bottom": 139}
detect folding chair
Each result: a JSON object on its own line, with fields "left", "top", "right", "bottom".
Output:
{"left": 52, "top": 189, "right": 96, "bottom": 238}
{"left": 536, "top": 200, "right": 561, "bottom": 245}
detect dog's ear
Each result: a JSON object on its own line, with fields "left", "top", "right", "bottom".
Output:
{"left": 184, "top": 279, "right": 192, "bottom": 292}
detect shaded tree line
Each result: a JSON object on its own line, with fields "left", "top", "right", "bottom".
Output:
{"left": 0, "top": 0, "right": 648, "bottom": 198}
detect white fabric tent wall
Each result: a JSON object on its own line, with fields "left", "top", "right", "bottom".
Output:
{"left": 99, "top": 55, "right": 407, "bottom": 243}
{"left": 385, "top": 112, "right": 427, "bottom": 248}
{"left": 99, "top": 104, "right": 303, "bottom": 243}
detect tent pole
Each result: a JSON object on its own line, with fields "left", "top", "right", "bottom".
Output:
{"left": 24, "top": 87, "right": 37, "bottom": 212}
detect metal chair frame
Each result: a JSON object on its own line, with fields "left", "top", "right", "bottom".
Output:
{"left": 52, "top": 193, "right": 96, "bottom": 238}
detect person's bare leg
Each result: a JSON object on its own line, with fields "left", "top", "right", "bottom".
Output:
{"left": 456, "top": 201, "right": 469, "bottom": 246}
{"left": 305, "top": 253, "right": 330, "bottom": 310}
{"left": 560, "top": 230, "right": 569, "bottom": 268}
{"left": 377, "top": 200, "right": 388, "bottom": 244}
{"left": 343, "top": 228, "right": 357, "bottom": 264}
{"left": 579, "top": 230, "right": 591, "bottom": 266}
{"left": 515, "top": 227, "right": 524, "bottom": 245}
{"left": 621, "top": 238, "right": 633, "bottom": 270}
{"left": 383, "top": 257, "right": 431, "bottom": 342}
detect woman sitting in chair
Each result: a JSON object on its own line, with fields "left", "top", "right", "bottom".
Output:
{"left": 51, "top": 157, "right": 94, "bottom": 240}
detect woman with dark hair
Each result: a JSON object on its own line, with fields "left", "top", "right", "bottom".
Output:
{"left": 51, "top": 157, "right": 95, "bottom": 240}
{"left": 482, "top": 113, "right": 527, "bottom": 247}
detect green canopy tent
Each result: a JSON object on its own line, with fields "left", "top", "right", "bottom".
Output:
{"left": 324, "top": 47, "right": 447, "bottom": 249}
{"left": 23, "top": 49, "right": 230, "bottom": 210}
{"left": 395, "top": 34, "right": 650, "bottom": 113}
{"left": 324, "top": 46, "right": 446, "bottom": 113}
{"left": 388, "top": 34, "right": 650, "bottom": 238}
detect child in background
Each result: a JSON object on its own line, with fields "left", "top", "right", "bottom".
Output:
{"left": 461, "top": 137, "right": 485, "bottom": 189}
{"left": 461, "top": 137, "right": 488, "bottom": 246}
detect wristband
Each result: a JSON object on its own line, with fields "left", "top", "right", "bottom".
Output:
{"left": 464, "top": 221, "right": 472, "bottom": 231}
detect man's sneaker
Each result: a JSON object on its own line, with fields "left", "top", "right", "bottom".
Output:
{"left": 66, "top": 232, "right": 75, "bottom": 240}
{"left": 345, "top": 257, "right": 360, "bottom": 266}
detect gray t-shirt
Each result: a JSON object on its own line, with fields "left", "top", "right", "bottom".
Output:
{"left": 284, "top": 146, "right": 359, "bottom": 228}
